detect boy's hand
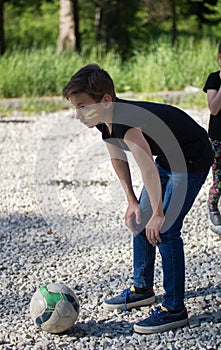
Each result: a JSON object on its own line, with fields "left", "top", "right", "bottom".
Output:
{"left": 145, "top": 214, "right": 165, "bottom": 246}
{"left": 125, "top": 200, "right": 141, "bottom": 233}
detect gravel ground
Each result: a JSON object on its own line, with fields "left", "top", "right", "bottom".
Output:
{"left": 0, "top": 107, "right": 220, "bottom": 350}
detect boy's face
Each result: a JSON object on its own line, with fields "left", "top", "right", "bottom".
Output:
{"left": 69, "top": 92, "right": 105, "bottom": 128}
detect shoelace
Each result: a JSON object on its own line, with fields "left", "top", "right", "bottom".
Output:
{"left": 150, "top": 305, "right": 168, "bottom": 318}
{"left": 120, "top": 287, "right": 134, "bottom": 312}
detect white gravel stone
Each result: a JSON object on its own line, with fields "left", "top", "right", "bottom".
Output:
{"left": 0, "top": 107, "right": 221, "bottom": 349}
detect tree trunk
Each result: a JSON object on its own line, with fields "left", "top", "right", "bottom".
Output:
{"left": 170, "top": 0, "right": 177, "bottom": 46}
{"left": 73, "top": 0, "right": 81, "bottom": 53}
{"left": 94, "top": 0, "right": 136, "bottom": 58}
{"left": 57, "top": 0, "right": 76, "bottom": 53}
{"left": 0, "top": 0, "right": 5, "bottom": 55}
{"left": 95, "top": 1, "right": 108, "bottom": 46}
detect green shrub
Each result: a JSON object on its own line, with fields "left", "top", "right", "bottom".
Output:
{"left": 0, "top": 35, "right": 219, "bottom": 101}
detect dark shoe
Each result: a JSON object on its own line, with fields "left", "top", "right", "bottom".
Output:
{"left": 209, "top": 210, "right": 221, "bottom": 226}
{"left": 103, "top": 285, "right": 155, "bottom": 311}
{"left": 134, "top": 305, "right": 188, "bottom": 334}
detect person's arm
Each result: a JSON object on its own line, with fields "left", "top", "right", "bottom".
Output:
{"left": 207, "top": 71, "right": 221, "bottom": 115}
{"left": 124, "top": 127, "right": 165, "bottom": 246}
{"left": 105, "top": 142, "right": 142, "bottom": 232}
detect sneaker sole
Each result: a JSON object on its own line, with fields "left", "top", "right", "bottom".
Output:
{"left": 103, "top": 295, "right": 156, "bottom": 311}
{"left": 134, "top": 318, "right": 188, "bottom": 334}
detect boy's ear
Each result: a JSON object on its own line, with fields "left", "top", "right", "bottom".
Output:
{"left": 101, "top": 93, "right": 113, "bottom": 108}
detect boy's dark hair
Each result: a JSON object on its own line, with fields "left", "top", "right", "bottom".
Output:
{"left": 62, "top": 64, "right": 116, "bottom": 102}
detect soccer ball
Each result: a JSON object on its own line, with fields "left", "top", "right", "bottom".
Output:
{"left": 30, "top": 283, "right": 80, "bottom": 334}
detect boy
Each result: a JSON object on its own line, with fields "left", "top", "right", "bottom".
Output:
{"left": 63, "top": 64, "right": 213, "bottom": 334}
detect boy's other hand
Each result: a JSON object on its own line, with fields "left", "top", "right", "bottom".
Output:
{"left": 125, "top": 200, "right": 141, "bottom": 233}
{"left": 145, "top": 214, "right": 165, "bottom": 246}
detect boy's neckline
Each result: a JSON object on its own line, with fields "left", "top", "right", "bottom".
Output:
{"left": 105, "top": 123, "right": 112, "bottom": 136}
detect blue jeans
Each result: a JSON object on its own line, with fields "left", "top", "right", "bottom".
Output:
{"left": 133, "top": 164, "right": 209, "bottom": 311}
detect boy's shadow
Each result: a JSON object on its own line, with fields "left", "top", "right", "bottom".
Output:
{"left": 185, "top": 284, "right": 221, "bottom": 327}
{"left": 185, "top": 284, "right": 221, "bottom": 299}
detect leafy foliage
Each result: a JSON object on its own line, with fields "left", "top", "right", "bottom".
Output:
{"left": 3, "top": 0, "right": 221, "bottom": 52}
{"left": 4, "top": 0, "right": 59, "bottom": 50}
{"left": 1, "top": 0, "right": 221, "bottom": 108}
{"left": 0, "top": 36, "right": 219, "bottom": 99}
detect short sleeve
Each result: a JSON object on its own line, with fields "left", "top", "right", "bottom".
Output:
{"left": 203, "top": 71, "right": 220, "bottom": 93}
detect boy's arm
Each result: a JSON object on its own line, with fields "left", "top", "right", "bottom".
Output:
{"left": 207, "top": 72, "right": 221, "bottom": 115}
{"left": 105, "top": 142, "right": 142, "bottom": 231}
{"left": 124, "top": 127, "right": 165, "bottom": 247}
{"left": 207, "top": 88, "right": 221, "bottom": 116}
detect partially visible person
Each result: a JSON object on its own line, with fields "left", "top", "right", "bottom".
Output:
{"left": 203, "top": 42, "right": 221, "bottom": 237}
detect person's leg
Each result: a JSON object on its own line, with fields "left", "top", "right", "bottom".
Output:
{"left": 133, "top": 186, "right": 155, "bottom": 289}
{"left": 160, "top": 169, "right": 209, "bottom": 311}
{"left": 103, "top": 187, "right": 156, "bottom": 311}
{"left": 133, "top": 170, "right": 168, "bottom": 289}
{"left": 134, "top": 167, "right": 209, "bottom": 333}
{"left": 208, "top": 140, "right": 221, "bottom": 225}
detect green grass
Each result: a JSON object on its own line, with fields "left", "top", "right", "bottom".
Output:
{"left": 0, "top": 35, "right": 219, "bottom": 113}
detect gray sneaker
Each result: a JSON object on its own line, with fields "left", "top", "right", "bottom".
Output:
{"left": 103, "top": 285, "right": 155, "bottom": 311}
{"left": 209, "top": 210, "right": 221, "bottom": 226}
{"left": 208, "top": 224, "right": 221, "bottom": 239}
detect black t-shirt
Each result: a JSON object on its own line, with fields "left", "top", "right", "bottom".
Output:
{"left": 203, "top": 70, "right": 221, "bottom": 140}
{"left": 96, "top": 98, "right": 213, "bottom": 172}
